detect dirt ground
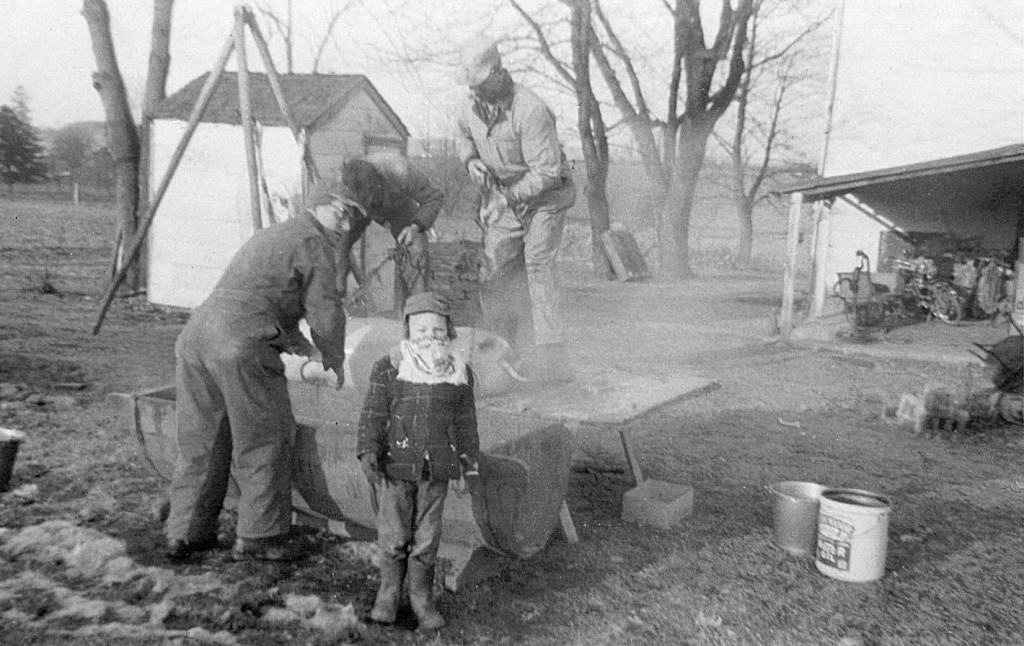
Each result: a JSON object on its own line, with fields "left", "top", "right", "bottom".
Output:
{"left": 1, "top": 197, "right": 1023, "bottom": 646}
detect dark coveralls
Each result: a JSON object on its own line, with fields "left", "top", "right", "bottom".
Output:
{"left": 356, "top": 356, "right": 479, "bottom": 574}
{"left": 351, "top": 157, "right": 444, "bottom": 313}
{"left": 165, "top": 213, "right": 349, "bottom": 545}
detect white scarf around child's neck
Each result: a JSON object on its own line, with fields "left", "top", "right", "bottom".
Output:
{"left": 396, "top": 339, "right": 468, "bottom": 385}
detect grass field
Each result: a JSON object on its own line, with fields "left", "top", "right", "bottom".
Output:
{"left": 2, "top": 195, "right": 1022, "bottom": 645}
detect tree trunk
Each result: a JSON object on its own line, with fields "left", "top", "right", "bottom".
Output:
{"left": 83, "top": 0, "right": 141, "bottom": 292}
{"left": 661, "top": 118, "right": 713, "bottom": 279}
{"left": 735, "top": 196, "right": 754, "bottom": 263}
{"left": 568, "top": 0, "right": 614, "bottom": 279}
{"left": 136, "top": 0, "right": 175, "bottom": 289}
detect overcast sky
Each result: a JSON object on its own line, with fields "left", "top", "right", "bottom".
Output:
{"left": 2, "top": 0, "right": 1021, "bottom": 169}
{"left": 0, "top": 0, "right": 469, "bottom": 136}
{"left": 0, "top": 1, "right": 790, "bottom": 135}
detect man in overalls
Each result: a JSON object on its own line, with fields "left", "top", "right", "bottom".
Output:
{"left": 165, "top": 178, "right": 356, "bottom": 562}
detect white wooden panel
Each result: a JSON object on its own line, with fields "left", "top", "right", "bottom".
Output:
{"left": 148, "top": 120, "right": 302, "bottom": 308}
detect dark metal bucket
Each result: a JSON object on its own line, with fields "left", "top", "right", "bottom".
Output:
{"left": 0, "top": 428, "right": 26, "bottom": 492}
{"left": 769, "top": 481, "right": 826, "bottom": 556}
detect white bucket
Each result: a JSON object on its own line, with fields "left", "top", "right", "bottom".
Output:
{"left": 815, "top": 488, "right": 892, "bottom": 582}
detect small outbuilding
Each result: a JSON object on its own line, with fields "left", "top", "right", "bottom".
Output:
{"left": 147, "top": 72, "right": 410, "bottom": 309}
{"left": 782, "top": 145, "right": 1024, "bottom": 320}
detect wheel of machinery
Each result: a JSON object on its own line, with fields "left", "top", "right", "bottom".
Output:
{"left": 930, "top": 285, "right": 964, "bottom": 325}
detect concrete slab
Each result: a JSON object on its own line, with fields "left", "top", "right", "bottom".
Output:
{"left": 479, "top": 369, "right": 719, "bottom": 425}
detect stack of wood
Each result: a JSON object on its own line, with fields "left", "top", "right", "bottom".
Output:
{"left": 430, "top": 240, "right": 484, "bottom": 327}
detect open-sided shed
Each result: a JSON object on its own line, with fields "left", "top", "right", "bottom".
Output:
{"left": 147, "top": 72, "right": 410, "bottom": 309}
{"left": 781, "top": 145, "right": 1024, "bottom": 322}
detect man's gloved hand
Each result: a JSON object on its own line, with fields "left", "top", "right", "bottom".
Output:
{"left": 396, "top": 223, "right": 419, "bottom": 246}
{"left": 467, "top": 159, "right": 492, "bottom": 188}
{"left": 323, "top": 368, "right": 343, "bottom": 390}
{"left": 360, "top": 453, "right": 381, "bottom": 485}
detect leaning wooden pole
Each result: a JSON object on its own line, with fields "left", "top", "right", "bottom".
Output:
{"left": 234, "top": 8, "right": 262, "bottom": 231}
{"left": 92, "top": 36, "right": 236, "bottom": 335}
{"left": 244, "top": 10, "right": 320, "bottom": 182}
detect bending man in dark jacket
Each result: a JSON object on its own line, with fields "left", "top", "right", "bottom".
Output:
{"left": 165, "top": 177, "right": 357, "bottom": 562}
{"left": 339, "top": 152, "right": 444, "bottom": 313}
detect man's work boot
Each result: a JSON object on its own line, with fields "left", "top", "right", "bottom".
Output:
{"left": 165, "top": 535, "right": 219, "bottom": 562}
{"left": 407, "top": 559, "right": 445, "bottom": 630}
{"left": 231, "top": 534, "right": 309, "bottom": 562}
{"left": 369, "top": 558, "right": 407, "bottom": 624}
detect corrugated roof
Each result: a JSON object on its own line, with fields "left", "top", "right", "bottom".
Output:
{"left": 779, "top": 144, "right": 1024, "bottom": 201}
{"left": 151, "top": 71, "right": 409, "bottom": 137}
{"left": 778, "top": 144, "right": 1024, "bottom": 237}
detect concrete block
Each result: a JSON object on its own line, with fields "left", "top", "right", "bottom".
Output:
{"left": 621, "top": 479, "right": 694, "bottom": 530}
{"left": 895, "top": 393, "right": 926, "bottom": 427}
{"left": 894, "top": 392, "right": 970, "bottom": 434}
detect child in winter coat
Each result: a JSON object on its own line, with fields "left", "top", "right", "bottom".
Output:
{"left": 356, "top": 291, "right": 480, "bottom": 630}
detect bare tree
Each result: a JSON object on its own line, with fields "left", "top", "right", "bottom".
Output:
{"left": 136, "top": 0, "right": 175, "bottom": 284}
{"left": 510, "top": 0, "right": 615, "bottom": 277}
{"left": 82, "top": 0, "right": 174, "bottom": 290}
{"left": 715, "top": 0, "right": 830, "bottom": 264}
{"left": 581, "top": 0, "right": 756, "bottom": 277}
{"left": 50, "top": 123, "right": 96, "bottom": 184}
{"left": 252, "top": 0, "right": 352, "bottom": 73}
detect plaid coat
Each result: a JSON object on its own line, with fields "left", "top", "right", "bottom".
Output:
{"left": 357, "top": 354, "right": 479, "bottom": 482}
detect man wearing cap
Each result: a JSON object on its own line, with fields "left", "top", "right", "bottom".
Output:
{"left": 356, "top": 291, "right": 480, "bottom": 630}
{"left": 334, "top": 153, "right": 444, "bottom": 314}
{"left": 454, "top": 37, "right": 577, "bottom": 382}
{"left": 165, "top": 178, "right": 355, "bottom": 563}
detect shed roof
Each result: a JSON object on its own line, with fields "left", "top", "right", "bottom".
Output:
{"left": 779, "top": 144, "right": 1024, "bottom": 234}
{"left": 152, "top": 72, "right": 410, "bottom": 138}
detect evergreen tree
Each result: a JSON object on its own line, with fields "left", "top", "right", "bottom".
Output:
{"left": 0, "top": 104, "right": 48, "bottom": 190}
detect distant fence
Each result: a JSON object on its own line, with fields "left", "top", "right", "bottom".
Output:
{"left": 0, "top": 181, "right": 114, "bottom": 204}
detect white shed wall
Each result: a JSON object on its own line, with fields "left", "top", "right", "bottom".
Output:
{"left": 148, "top": 120, "right": 302, "bottom": 309}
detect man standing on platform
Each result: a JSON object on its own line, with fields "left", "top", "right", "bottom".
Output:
{"left": 453, "top": 37, "right": 577, "bottom": 383}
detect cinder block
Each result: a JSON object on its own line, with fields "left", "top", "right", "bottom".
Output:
{"left": 895, "top": 393, "right": 926, "bottom": 427}
{"left": 894, "top": 393, "right": 970, "bottom": 434}
{"left": 621, "top": 479, "right": 694, "bottom": 530}
{"left": 918, "top": 409, "right": 970, "bottom": 434}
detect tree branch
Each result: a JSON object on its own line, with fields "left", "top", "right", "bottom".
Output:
{"left": 510, "top": 0, "right": 575, "bottom": 85}
{"left": 592, "top": 0, "right": 651, "bottom": 122}
{"left": 311, "top": 9, "right": 345, "bottom": 73}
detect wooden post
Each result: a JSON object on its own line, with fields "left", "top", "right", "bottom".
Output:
{"left": 92, "top": 36, "right": 235, "bottom": 335}
{"left": 780, "top": 192, "right": 803, "bottom": 341}
{"left": 244, "top": 10, "right": 320, "bottom": 183}
{"left": 234, "top": 8, "right": 262, "bottom": 231}
{"left": 809, "top": 200, "right": 830, "bottom": 318}
{"left": 1013, "top": 237, "right": 1024, "bottom": 327}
